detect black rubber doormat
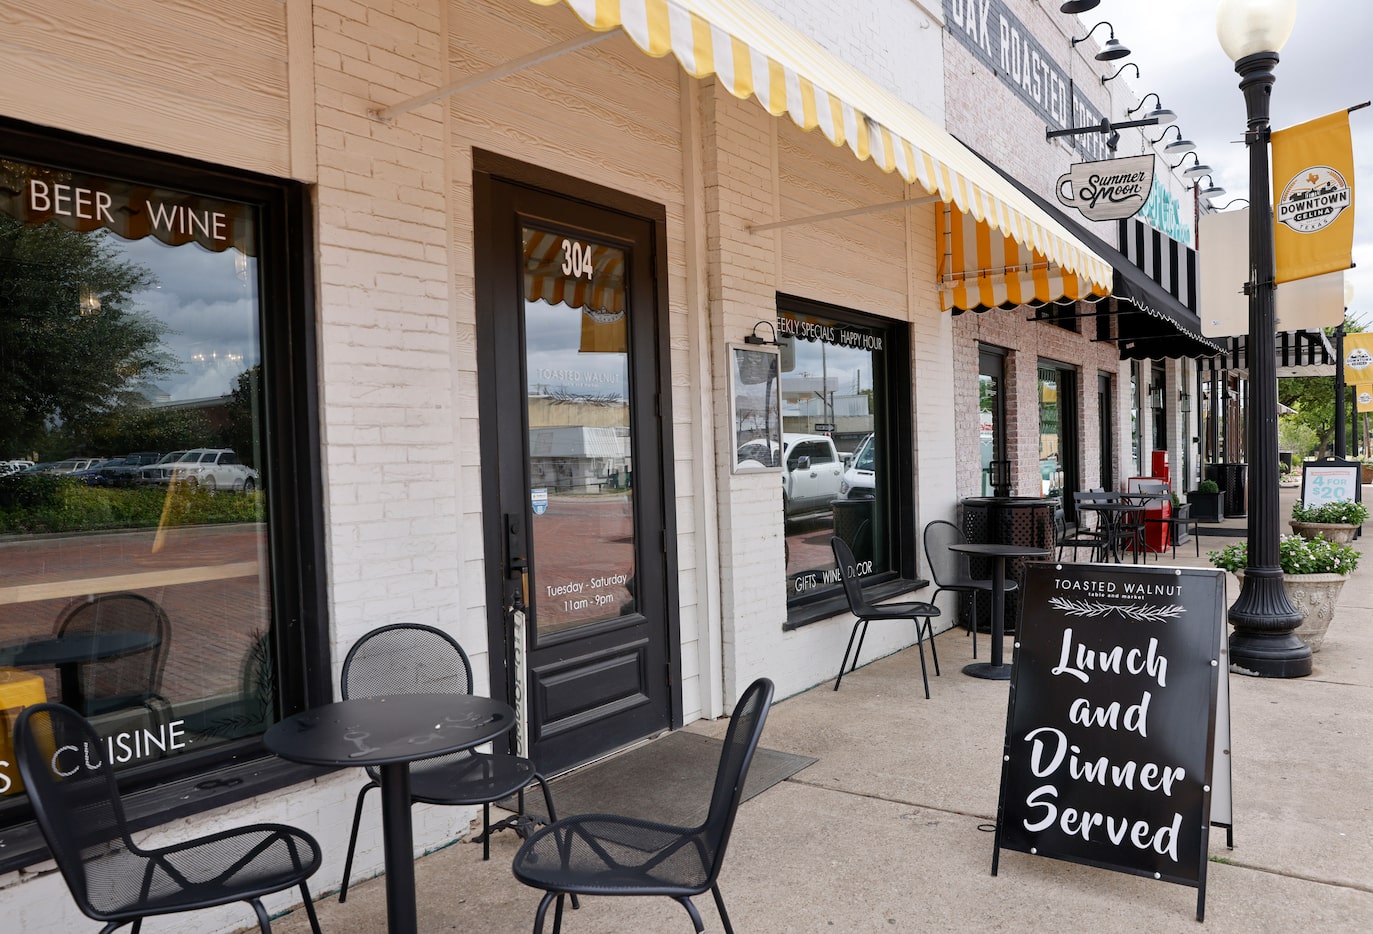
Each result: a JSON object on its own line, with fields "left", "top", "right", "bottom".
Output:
{"left": 505, "top": 731, "right": 816, "bottom": 826}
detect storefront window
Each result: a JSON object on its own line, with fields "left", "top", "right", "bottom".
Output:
{"left": 0, "top": 130, "right": 317, "bottom": 822}
{"left": 1038, "top": 362, "right": 1079, "bottom": 516}
{"left": 777, "top": 299, "right": 909, "bottom": 613}
{"left": 979, "top": 347, "right": 1007, "bottom": 495}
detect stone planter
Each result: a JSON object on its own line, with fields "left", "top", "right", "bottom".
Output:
{"left": 1236, "top": 570, "right": 1347, "bottom": 652}
{"left": 1289, "top": 520, "right": 1359, "bottom": 544}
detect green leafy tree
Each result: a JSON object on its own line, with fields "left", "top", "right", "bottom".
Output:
{"left": 0, "top": 214, "right": 173, "bottom": 456}
{"left": 1277, "top": 316, "right": 1365, "bottom": 460}
{"left": 88, "top": 405, "right": 215, "bottom": 456}
{"left": 220, "top": 364, "right": 261, "bottom": 467}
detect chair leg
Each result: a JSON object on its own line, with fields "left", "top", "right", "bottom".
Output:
{"left": 299, "top": 881, "right": 323, "bottom": 934}
{"left": 834, "top": 618, "right": 864, "bottom": 691}
{"left": 533, "top": 891, "right": 556, "bottom": 934}
{"left": 552, "top": 893, "right": 566, "bottom": 934}
{"left": 923, "top": 617, "right": 940, "bottom": 677}
{"left": 339, "top": 781, "right": 377, "bottom": 903}
{"left": 531, "top": 777, "right": 580, "bottom": 910}
{"left": 679, "top": 896, "right": 706, "bottom": 933}
{"left": 712, "top": 883, "right": 735, "bottom": 934}
{"left": 252, "top": 898, "right": 272, "bottom": 933}
{"left": 851, "top": 619, "right": 871, "bottom": 673}
{"left": 969, "top": 591, "right": 978, "bottom": 660}
{"left": 913, "top": 631, "right": 930, "bottom": 699}
{"left": 483, "top": 801, "right": 491, "bottom": 861}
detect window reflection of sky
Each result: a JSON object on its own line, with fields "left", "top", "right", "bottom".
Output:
{"left": 524, "top": 300, "right": 628, "bottom": 399}
{"left": 118, "top": 234, "right": 259, "bottom": 403}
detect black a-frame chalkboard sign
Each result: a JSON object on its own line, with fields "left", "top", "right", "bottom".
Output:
{"left": 994, "top": 562, "right": 1227, "bottom": 921}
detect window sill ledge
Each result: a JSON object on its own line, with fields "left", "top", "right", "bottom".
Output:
{"left": 783, "top": 577, "right": 929, "bottom": 631}
{"left": 0, "top": 755, "right": 334, "bottom": 874}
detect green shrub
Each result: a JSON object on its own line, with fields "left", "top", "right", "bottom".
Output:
{"left": 1196, "top": 479, "right": 1220, "bottom": 494}
{"left": 1292, "top": 500, "right": 1370, "bottom": 525}
{"left": 1209, "top": 535, "right": 1361, "bottom": 576}
{"left": 0, "top": 479, "right": 262, "bottom": 534}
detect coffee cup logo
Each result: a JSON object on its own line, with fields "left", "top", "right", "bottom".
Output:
{"left": 1277, "top": 166, "right": 1350, "bottom": 234}
{"left": 1054, "top": 155, "right": 1155, "bottom": 222}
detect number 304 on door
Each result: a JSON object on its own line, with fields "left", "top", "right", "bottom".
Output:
{"left": 561, "top": 239, "right": 594, "bottom": 279}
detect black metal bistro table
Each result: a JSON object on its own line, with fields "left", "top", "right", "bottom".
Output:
{"left": 947, "top": 543, "right": 1050, "bottom": 680}
{"left": 0, "top": 631, "right": 160, "bottom": 712}
{"left": 263, "top": 693, "right": 515, "bottom": 934}
{"left": 1076, "top": 501, "right": 1146, "bottom": 564}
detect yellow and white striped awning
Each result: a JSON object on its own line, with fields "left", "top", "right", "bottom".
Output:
{"left": 528, "top": 0, "right": 1114, "bottom": 301}
{"left": 937, "top": 203, "right": 1098, "bottom": 311}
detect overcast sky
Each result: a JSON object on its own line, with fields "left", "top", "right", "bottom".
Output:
{"left": 1100, "top": 0, "right": 1371, "bottom": 326}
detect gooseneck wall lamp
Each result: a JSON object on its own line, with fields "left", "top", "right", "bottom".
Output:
{"left": 1071, "top": 21, "right": 1131, "bottom": 61}
{"left": 1197, "top": 175, "right": 1227, "bottom": 201}
{"left": 1127, "top": 92, "right": 1177, "bottom": 123}
{"left": 1216, "top": 0, "right": 1306, "bottom": 678}
{"left": 1102, "top": 61, "right": 1140, "bottom": 84}
{"left": 1059, "top": 1, "right": 1101, "bottom": 14}
{"left": 1151, "top": 124, "right": 1197, "bottom": 154}
{"left": 1171, "top": 151, "right": 1215, "bottom": 179}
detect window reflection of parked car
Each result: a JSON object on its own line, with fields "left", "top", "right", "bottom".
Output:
{"left": 41, "top": 458, "right": 99, "bottom": 475}
{"left": 70, "top": 458, "right": 126, "bottom": 485}
{"left": 839, "top": 433, "right": 875, "bottom": 499}
{"left": 782, "top": 432, "right": 843, "bottom": 525}
{"left": 736, "top": 438, "right": 779, "bottom": 468}
{"left": 139, "top": 450, "right": 189, "bottom": 486}
{"left": 88, "top": 452, "right": 162, "bottom": 487}
{"left": 169, "top": 448, "right": 260, "bottom": 492}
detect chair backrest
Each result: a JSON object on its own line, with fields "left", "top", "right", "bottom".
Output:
{"left": 15, "top": 703, "right": 140, "bottom": 920}
{"left": 54, "top": 593, "right": 169, "bottom": 716}
{"left": 341, "top": 623, "right": 474, "bottom": 700}
{"left": 830, "top": 537, "right": 870, "bottom": 615}
{"left": 699, "top": 677, "right": 775, "bottom": 883}
{"left": 922, "top": 520, "right": 969, "bottom": 587}
{"left": 1053, "top": 506, "right": 1066, "bottom": 543}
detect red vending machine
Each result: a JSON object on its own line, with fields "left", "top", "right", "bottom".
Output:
{"left": 1150, "top": 450, "right": 1171, "bottom": 485}
{"left": 1128, "top": 476, "right": 1171, "bottom": 555}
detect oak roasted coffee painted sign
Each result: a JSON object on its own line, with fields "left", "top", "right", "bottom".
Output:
{"left": 994, "top": 563, "right": 1226, "bottom": 921}
{"left": 1055, "top": 155, "right": 1154, "bottom": 222}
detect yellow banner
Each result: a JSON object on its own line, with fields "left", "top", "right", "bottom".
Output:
{"left": 1357, "top": 384, "right": 1373, "bottom": 414}
{"left": 1343, "top": 333, "right": 1373, "bottom": 384}
{"left": 1272, "top": 110, "right": 1356, "bottom": 284}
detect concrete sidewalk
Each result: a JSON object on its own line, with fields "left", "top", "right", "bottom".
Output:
{"left": 267, "top": 499, "right": 1373, "bottom": 933}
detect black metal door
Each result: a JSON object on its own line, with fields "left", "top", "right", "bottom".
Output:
{"left": 475, "top": 168, "right": 676, "bottom": 774}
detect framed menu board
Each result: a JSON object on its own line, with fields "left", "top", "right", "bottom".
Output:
{"left": 994, "top": 562, "right": 1227, "bottom": 921}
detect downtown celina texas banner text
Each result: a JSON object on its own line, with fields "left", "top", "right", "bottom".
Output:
{"left": 1271, "top": 110, "right": 1356, "bottom": 284}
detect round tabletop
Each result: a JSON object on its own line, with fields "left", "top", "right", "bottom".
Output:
{"left": 947, "top": 543, "right": 1052, "bottom": 558}
{"left": 0, "top": 631, "right": 160, "bottom": 667}
{"left": 1077, "top": 502, "right": 1143, "bottom": 512}
{"left": 263, "top": 693, "right": 515, "bottom": 768}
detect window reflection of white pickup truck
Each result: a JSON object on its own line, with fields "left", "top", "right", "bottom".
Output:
{"left": 782, "top": 432, "right": 843, "bottom": 526}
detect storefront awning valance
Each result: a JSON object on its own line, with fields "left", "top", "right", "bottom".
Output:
{"left": 527, "top": 0, "right": 1113, "bottom": 296}
{"left": 964, "top": 151, "right": 1220, "bottom": 360}
{"left": 1199, "top": 330, "right": 1336, "bottom": 376}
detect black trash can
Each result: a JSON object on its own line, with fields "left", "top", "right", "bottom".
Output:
{"left": 1205, "top": 463, "right": 1247, "bottom": 518}
{"left": 959, "top": 496, "right": 1055, "bottom": 633}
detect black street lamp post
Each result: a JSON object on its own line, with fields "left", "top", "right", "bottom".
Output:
{"left": 1217, "top": 0, "right": 1310, "bottom": 678}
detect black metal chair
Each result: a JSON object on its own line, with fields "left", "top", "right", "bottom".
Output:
{"left": 923, "top": 520, "right": 1016, "bottom": 661}
{"left": 511, "top": 677, "right": 775, "bottom": 934}
{"left": 54, "top": 592, "right": 168, "bottom": 717}
{"left": 338, "top": 623, "right": 560, "bottom": 901}
{"left": 1057, "top": 499, "right": 1108, "bottom": 561}
{"left": 14, "top": 703, "right": 322, "bottom": 934}
{"left": 830, "top": 537, "right": 940, "bottom": 698}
